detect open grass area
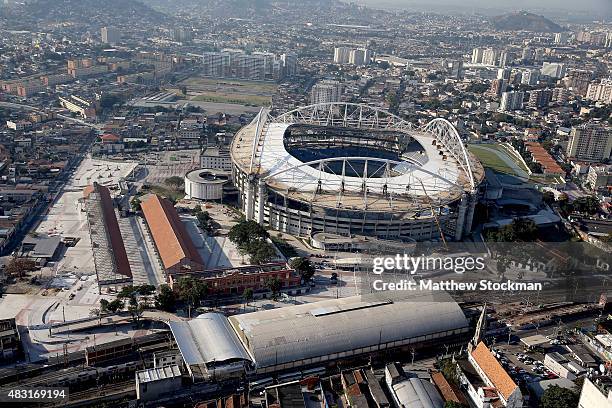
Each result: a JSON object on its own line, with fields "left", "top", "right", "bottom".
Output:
{"left": 146, "top": 184, "right": 185, "bottom": 202}
{"left": 181, "top": 77, "right": 278, "bottom": 94}
{"left": 469, "top": 144, "right": 523, "bottom": 177}
{"left": 190, "top": 92, "right": 270, "bottom": 106}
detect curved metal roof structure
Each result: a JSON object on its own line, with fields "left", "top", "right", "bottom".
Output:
{"left": 392, "top": 378, "right": 445, "bottom": 408}
{"left": 230, "top": 103, "right": 484, "bottom": 213}
{"left": 168, "top": 313, "right": 252, "bottom": 366}
{"left": 228, "top": 291, "right": 469, "bottom": 370}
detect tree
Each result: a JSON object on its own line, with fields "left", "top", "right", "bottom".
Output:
{"left": 377, "top": 61, "right": 390, "bottom": 69}
{"left": 106, "top": 299, "right": 124, "bottom": 313}
{"left": 444, "top": 402, "right": 468, "bottom": 408}
{"left": 194, "top": 207, "right": 215, "bottom": 234}
{"left": 117, "top": 285, "right": 137, "bottom": 299}
{"left": 290, "top": 257, "right": 315, "bottom": 282}
{"left": 265, "top": 277, "right": 282, "bottom": 300}
{"left": 5, "top": 258, "right": 36, "bottom": 278}
{"left": 164, "top": 176, "right": 184, "bottom": 189}
{"left": 539, "top": 385, "right": 579, "bottom": 408}
{"left": 100, "top": 299, "right": 109, "bottom": 313}
{"left": 572, "top": 196, "right": 600, "bottom": 215}
{"left": 140, "top": 284, "right": 156, "bottom": 296}
{"left": 155, "top": 285, "right": 177, "bottom": 312}
{"left": 573, "top": 376, "right": 585, "bottom": 394}
{"left": 248, "top": 240, "right": 276, "bottom": 265}
{"left": 486, "top": 218, "right": 538, "bottom": 242}
{"left": 439, "top": 358, "right": 458, "bottom": 385}
{"left": 243, "top": 288, "right": 254, "bottom": 309}
{"left": 131, "top": 197, "right": 142, "bottom": 212}
{"left": 176, "top": 276, "right": 208, "bottom": 308}
{"left": 542, "top": 191, "right": 556, "bottom": 205}
{"left": 228, "top": 219, "right": 269, "bottom": 248}
{"left": 127, "top": 296, "right": 145, "bottom": 323}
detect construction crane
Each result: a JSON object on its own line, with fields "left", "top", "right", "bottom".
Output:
{"left": 418, "top": 179, "right": 448, "bottom": 250}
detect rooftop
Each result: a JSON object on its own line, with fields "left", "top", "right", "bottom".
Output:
{"left": 229, "top": 291, "right": 469, "bottom": 369}
{"left": 471, "top": 342, "right": 518, "bottom": 401}
{"left": 136, "top": 364, "right": 182, "bottom": 383}
{"left": 141, "top": 194, "right": 205, "bottom": 271}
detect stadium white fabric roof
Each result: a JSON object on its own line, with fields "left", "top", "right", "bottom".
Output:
{"left": 256, "top": 123, "right": 460, "bottom": 198}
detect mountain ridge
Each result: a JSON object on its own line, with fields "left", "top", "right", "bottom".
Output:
{"left": 492, "top": 11, "right": 563, "bottom": 33}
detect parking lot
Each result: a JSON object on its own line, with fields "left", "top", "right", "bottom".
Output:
{"left": 141, "top": 150, "right": 200, "bottom": 185}
{"left": 486, "top": 316, "right": 601, "bottom": 392}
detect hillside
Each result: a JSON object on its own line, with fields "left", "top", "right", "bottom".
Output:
{"left": 1, "top": 0, "right": 170, "bottom": 27}
{"left": 492, "top": 11, "right": 562, "bottom": 33}
{"left": 143, "top": 0, "right": 336, "bottom": 18}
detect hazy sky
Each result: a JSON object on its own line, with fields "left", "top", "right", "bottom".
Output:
{"left": 355, "top": 0, "right": 611, "bottom": 19}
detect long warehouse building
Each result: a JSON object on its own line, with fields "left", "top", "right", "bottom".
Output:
{"left": 168, "top": 291, "right": 470, "bottom": 379}
{"left": 141, "top": 194, "right": 205, "bottom": 274}
{"left": 84, "top": 183, "right": 132, "bottom": 288}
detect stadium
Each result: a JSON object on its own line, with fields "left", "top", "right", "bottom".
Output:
{"left": 230, "top": 103, "right": 485, "bottom": 241}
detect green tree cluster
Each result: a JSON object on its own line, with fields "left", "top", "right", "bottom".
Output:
{"left": 290, "top": 257, "right": 316, "bottom": 282}
{"left": 486, "top": 218, "right": 538, "bottom": 242}
{"left": 194, "top": 205, "right": 215, "bottom": 234}
{"left": 176, "top": 276, "right": 208, "bottom": 309}
{"left": 229, "top": 220, "right": 276, "bottom": 264}
{"left": 116, "top": 284, "right": 155, "bottom": 322}
{"left": 155, "top": 284, "right": 177, "bottom": 312}
{"left": 539, "top": 385, "right": 579, "bottom": 408}
{"left": 100, "top": 298, "right": 124, "bottom": 313}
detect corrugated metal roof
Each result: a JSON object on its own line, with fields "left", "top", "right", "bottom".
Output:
{"left": 136, "top": 364, "right": 182, "bottom": 383}
{"left": 141, "top": 194, "right": 204, "bottom": 271}
{"left": 169, "top": 313, "right": 252, "bottom": 366}
{"left": 97, "top": 184, "right": 132, "bottom": 278}
{"left": 392, "top": 378, "right": 444, "bottom": 408}
{"left": 229, "top": 291, "right": 468, "bottom": 369}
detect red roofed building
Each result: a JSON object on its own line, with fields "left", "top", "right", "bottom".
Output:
{"left": 141, "top": 194, "right": 205, "bottom": 274}
{"left": 94, "top": 133, "right": 124, "bottom": 154}
{"left": 167, "top": 262, "right": 302, "bottom": 296}
{"left": 100, "top": 133, "right": 120, "bottom": 143}
{"left": 525, "top": 142, "right": 565, "bottom": 176}
{"left": 431, "top": 371, "right": 469, "bottom": 406}
{"left": 467, "top": 342, "right": 523, "bottom": 407}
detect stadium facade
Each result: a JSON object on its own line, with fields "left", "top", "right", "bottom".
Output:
{"left": 230, "top": 103, "right": 484, "bottom": 241}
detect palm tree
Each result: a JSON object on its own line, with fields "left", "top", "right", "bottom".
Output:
{"left": 242, "top": 288, "right": 254, "bottom": 312}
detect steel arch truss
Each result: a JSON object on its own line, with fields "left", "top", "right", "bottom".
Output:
{"left": 273, "top": 102, "right": 414, "bottom": 132}
{"left": 422, "top": 118, "right": 475, "bottom": 189}
{"left": 271, "top": 103, "right": 475, "bottom": 189}
{"left": 262, "top": 156, "right": 463, "bottom": 210}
